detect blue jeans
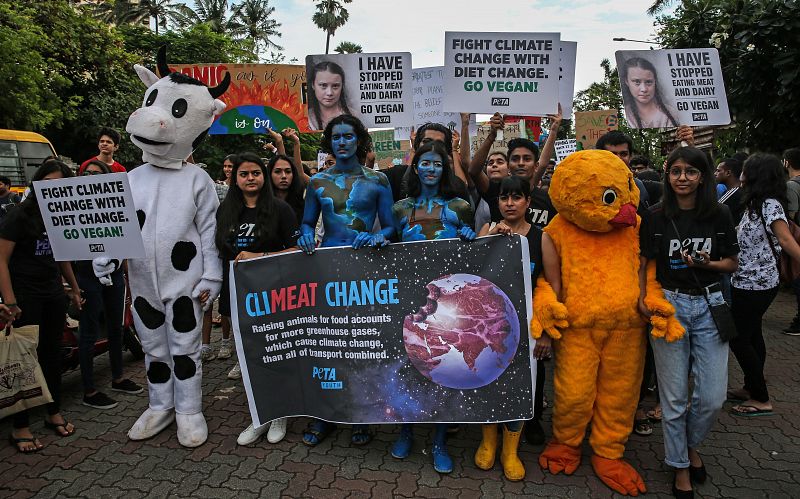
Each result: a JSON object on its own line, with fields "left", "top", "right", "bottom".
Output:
{"left": 651, "top": 289, "right": 728, "bottom": 468}
{"left": 77, "top": 266, "right": 125, "bottom": 392}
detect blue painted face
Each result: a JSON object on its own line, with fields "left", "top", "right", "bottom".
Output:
{"left": 331, "top": 124, "right": 358, "bottom": 161}
{"left": 416, "top": 151, "right": 444, "bottom": 188}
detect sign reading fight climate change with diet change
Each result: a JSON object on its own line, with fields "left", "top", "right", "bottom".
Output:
{"left": 444, "top": 32, "right": 560, "bottom": 115}
{"left": 305, "top": 52, "right": 412, "bottom": 130}
{"left": 35, "top": 173, "right": 145, "bottom": 261}
{"left": 615, "top": 48, "right": 731, "bottom": 128}
{"left": 230, "top": 236, "right": 535, "bottom": 427}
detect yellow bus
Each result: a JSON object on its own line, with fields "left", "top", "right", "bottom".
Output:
{"left": 0, "top": 129, "right": 58, "bottom": 193}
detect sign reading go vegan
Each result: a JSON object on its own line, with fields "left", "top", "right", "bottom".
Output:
{"left": 444, "top": 32, "right": 560, "bottom": 115}
{"left": 35, "top": 173, "right": 145, "bottom": 261}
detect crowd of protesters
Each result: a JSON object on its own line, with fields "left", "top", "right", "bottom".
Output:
{"left": 1, "top": 118, "right": 798, "bottom": 498}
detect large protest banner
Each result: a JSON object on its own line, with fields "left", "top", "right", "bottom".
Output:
{"left": 169, "top": 63, "right": 310, "bottom": 134}
{"left": 393, "top": 67, "right": 478, "bottom": 141}
{"left": 305, "top": 52, "right": 412, "bottom": 130}
{"left": 443, "top": 32, "right": 560, "bottom": 115}
{"left": 574, "top": 110, "right": 619, "bottom": 150}
{"left": 559, "top": 41, "right": 578, "bottom": 120}
{"left": 35, "top": 173, "right": 145, "bottom": 261}
{"left": 369, "top": 130, "right": 411, "bottom": 169}
{"left": 231, "top": 236, "right": 534, "bottom": 427}
{"left": 615, "top": 49, "right": 731, "bottom": 128}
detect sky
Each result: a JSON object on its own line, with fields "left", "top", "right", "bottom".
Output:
{"left": 233, "top": 0, "right": 666, "bottom": 95}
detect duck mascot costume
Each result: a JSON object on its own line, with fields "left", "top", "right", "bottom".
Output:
{"left": 92, "top": 47, "right": 229, "bottom": 447}
{"left": 530, "top": 150, "right": 684, "bottom": 495}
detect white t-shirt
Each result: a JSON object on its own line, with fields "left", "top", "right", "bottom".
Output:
{"left": 732, "top": 199, "right": 786, "bottom": 290}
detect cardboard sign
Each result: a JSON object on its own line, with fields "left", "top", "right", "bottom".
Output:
{"left": 305, "top": 52, "right": 413, "bottom": 130}
{"left": 554, "top": 139, "right": 577, "bottom": 162}
{"left": 35, "top": 173, "right": 145, "bottom": 261}
{"left": 394, "top": 66, "right": 477, "bottom": 141}
{"left": 574, "top": 110, "right": 619, "bottom": 150}
{"left": 504, "top": 115, "right": 542, "bottom": 143}
{"left": 470, "top": 120, "right": 524, "bottom": 156}
{"left": 369, "top": 130, "right": 411, "bottom": 169}
{"left": 231, "top": 236, "right": 534, "bottom": 426}
{"left": 615, "top": 49, "right": 731, "bottom": 128}
{"left": 559, "top": 41, "right": 578, "bottom": 120}
{"left": 169, "top": 63, "right": 310, "bottom": 134}
{"left": 443, "top": 32, "right": 560, "bottom": 115}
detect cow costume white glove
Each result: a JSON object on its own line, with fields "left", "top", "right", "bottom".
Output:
{"left": 192, "top": 278, "right": 222, "bottom": 312}
{"left": 92, "top": 257, "right": 120, "bottom": 286}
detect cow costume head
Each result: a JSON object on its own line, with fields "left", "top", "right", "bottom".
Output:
{"left": 126, "top": 46, "right": 230, "bottom": 169}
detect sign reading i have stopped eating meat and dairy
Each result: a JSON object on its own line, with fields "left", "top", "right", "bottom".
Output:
{"left": 231, "top": 236, "right": 535, "bottom": 427}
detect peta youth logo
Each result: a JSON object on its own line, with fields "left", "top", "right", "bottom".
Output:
{"left": 668, "top": 237, "right": 711, "bottom": 256}
{"left": 313, "top": 367, "right": 342, "bottom": 390}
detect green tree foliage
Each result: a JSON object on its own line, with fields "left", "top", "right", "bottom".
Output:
{"left": 312, "top": 0, "right": 352, "bottom": 54}
{"left": 233, "top": 0, "right": 283, "bottom": 59}
{"left": 653, "top": 0, "right": 800, "bottom": 152}
{"left": 334, "top": 41, "right": 362, "bottom": 54}
{"left": 175, "top": 0, "right": 240, "bottom": 34}
{"left": 88, "top": 0, "right": 193, "bottom": 35}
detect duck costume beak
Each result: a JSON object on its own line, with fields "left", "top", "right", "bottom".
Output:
{"left": 609, "top": 203, "right": 637, "bottom": 228}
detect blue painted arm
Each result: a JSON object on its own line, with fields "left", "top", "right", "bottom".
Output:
{"left": 299, "top": 183, "right": 321, "bottom": 254}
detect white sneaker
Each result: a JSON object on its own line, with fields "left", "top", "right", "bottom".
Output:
{"left": 267, "top": 417, "right": 288, "bottom": 443}
{"left": 217, "top": 343, "right": 232, "bottom": 359}
{"left": 237, "top": 423, "right": 269, "bottom": 445}
{"left": 227, "top": 362, "right": 241, "bottom": 379}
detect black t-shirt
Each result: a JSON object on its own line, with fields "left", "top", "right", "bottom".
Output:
{"left": 229, "top": 200, "right": 298, "bottom": 257}
{"left": 720, "top": 187, "right": 745, "bottom": 225}
{"left": 527, "top": 225, "right": 544, "bottom": 281}
{"left": 484, "top": 181, "right": 502, "bottom": 222}
{"left": 527, "top": 188, "right": 557, "bottom": 229}
{"left": 640, "top": 203, "right": 739, "bottom": 289}
{"left": 0, "top": 206, "right": 63, "bottom": 299}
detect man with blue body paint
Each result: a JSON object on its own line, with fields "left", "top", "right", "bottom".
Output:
{"left": 297, "top": 114, "right": 396, "bottom": 446}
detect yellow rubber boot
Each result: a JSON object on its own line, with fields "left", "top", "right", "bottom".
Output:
{"left": 474, "top": 424, "right": 499, "bottom": 470}
{"left": 500, "top": 425, "right": 525, "bottom": 481}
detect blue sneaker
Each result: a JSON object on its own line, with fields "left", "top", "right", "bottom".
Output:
{"left": 391, "top": 424, "right": 413, "bottom": 459}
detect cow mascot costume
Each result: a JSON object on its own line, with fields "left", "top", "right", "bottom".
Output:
{"left": 95, "top": 47, "right": 229, "bottom": 447}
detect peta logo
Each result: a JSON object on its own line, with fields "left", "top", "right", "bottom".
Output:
{"left": 89, "top": 244, "right": 106, "bottom": 253}
{"left": 374, "top": 115, "right": 391, "bottom": 124}
{"left": 692, "top": 112, "right": 709, "bottom": 121}
{"left": 668, "top": 237, "right": 711, "bottom": 257}
{"left": 312, "top": 366, "right": 343, "bottom": 390}
{"left": 491, "top": 97, "right": 510, "bottom": 106}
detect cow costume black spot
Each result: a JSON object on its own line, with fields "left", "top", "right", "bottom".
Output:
{"left": 119, "top": 46, "right": 228, "bottom": 448}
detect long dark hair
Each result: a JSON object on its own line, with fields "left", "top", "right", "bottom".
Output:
{"left": 268, "top": 154, "right": 304, "bottom": 222}
{"left": 13, "top": 159, "right": 75, "bottom": 236}
{"left": 321, "top": 114, "right": 371, "bottom": 164}
{"left": 742, "top": 153, "right": 788, "bottom": 220}
{"left": 620, "top": 57, "right": 678, "bottom": 128}
{"left": 214, "top": 152, "right": 279, "bottom": 259}
{"left": 307, "top": 60, "right": 352, "bottom": 130}
{"left": 662, "top": 147, "right": 718, "bottom": 220}
{"left": 406, "top": 141, "right": 459, "bottom": 200}
{"left": 218, "top": 153, "right": 238, "bottom": 182}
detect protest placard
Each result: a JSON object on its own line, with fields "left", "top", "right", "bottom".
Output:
{"left": 316, "top": 151, "right": 328, "bottom": 170}
{"left": 555, "top": 139, "right": 577, "bottom": 162}
{"left": 369, "top": 130, "right": 411, "bottom": 169}
{"left": 169, "top": 63, "right": 310, "bottom": 134}
{"left": 443, "top": 32, "right": 560, "bottom": 115}
{"left": 231, "top": 236, "right": 534, "bottom": 426}
{"left": 504, "top": 115, "right": 542, "bottom": 143}
{"left": 615, "top": 49, "right": 731, "bottom": 128}
{"left": 469, "top": 120, "right": 525, "bottom": 156}
{"left": 393, "top": 66, "right": 477, "bottom": 141}
{"left": 574, "top": 110, "right": 619, "bottom": 150}
{"left": 305, "top": 52, "right": 412, "bottom": 130}
{"left": 559, "top": 41, "right": 577, "bottom": 120}
{"left": 35, "top": 173, "right": 145, "bottom": 261}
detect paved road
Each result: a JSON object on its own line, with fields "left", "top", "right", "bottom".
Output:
{"left": 2, "top": 292, "right": 799, "bottom": 498}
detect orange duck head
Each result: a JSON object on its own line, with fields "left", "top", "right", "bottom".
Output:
{"left": 549, "top": 149, "right": 640, "bottom": 233}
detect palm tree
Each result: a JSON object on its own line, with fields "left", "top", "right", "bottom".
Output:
{"left": 647, "top": 0, "right": 676, "bottom": 15}
{"left": 311, "top": 0, "right": 352, "bottom": 54}
{"left": 233, "top": 0, "right": 283, "bottom": 58}
{"left": 177, "top": 0, "right": 240, "bottom": 34}
{"left": 89, "top": 0, "right": 190, "bottom": 35}
{"left": 334, "top": 41, "right": 361, "bottom": 54}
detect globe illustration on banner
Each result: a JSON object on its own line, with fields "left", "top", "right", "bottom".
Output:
{"left": 402, "top": 274, "right": 519, "bottom": 389}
